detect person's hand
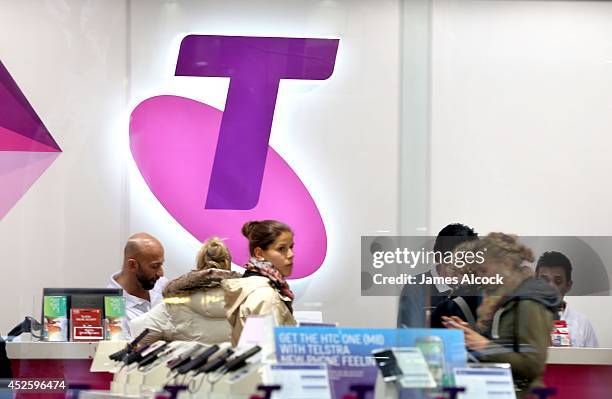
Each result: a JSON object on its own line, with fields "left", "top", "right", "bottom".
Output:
{"left": 441, "top": 315, "right": 490, "bottom": 351}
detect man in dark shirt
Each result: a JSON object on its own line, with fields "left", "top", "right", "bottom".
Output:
{"left": 397, "top": 223, "right": 478, "bottom": 328}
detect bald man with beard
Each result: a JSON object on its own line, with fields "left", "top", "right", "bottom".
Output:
{"left": 108, "top": 233, "right": 168, "bottom": 337}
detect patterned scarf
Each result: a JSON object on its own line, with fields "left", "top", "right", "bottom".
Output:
{"left": 245, "top": 257, "right": 295, "bottom": 302}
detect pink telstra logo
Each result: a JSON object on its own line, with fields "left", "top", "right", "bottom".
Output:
{"left": 129, "top": 35, "right": 340, "bottom": 278}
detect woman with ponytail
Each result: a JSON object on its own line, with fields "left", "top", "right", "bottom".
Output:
{"left": 223, "top": 220, "right": 297, "bottom": 346}
{"left": 442, "top": 233, "right": 561, "bottom": 398}
{"left": 129, "top": 237, "right": 240, "bottom": 344}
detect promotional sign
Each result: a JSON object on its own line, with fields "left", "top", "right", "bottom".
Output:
{"left": 130, "top": 35, "right": 340, "bottom": 278}
{"left": 275, "top": 327, "right": 466, "bottom": 398}
{"left": 2, "top": 35, "right": 338, "bottom": 279}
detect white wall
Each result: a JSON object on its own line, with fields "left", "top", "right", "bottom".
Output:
{"left": 430, "top": 0, "right": 612, "bottom": 346}
{"left": 0, "top": 1, "right": 128, "bottom": 333}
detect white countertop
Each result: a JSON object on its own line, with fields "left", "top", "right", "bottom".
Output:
{"left": 6, "top": 341, "right": 100, "bottom": 359}
{"left": 547, "top": 347, "right": 612, "bottom": 365}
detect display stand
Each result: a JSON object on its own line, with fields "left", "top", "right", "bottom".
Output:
{"left": 211, "top": 361, "right": 264, "bottom": 398}
{"left": 109, "top": 365, "right": 128, "bottom": 394}
{"left": 373, "top": 375, "right": 431, "bottom": 399}
{"left": 263, "top": 363, "right": 331, "bottom": 399}
{"left": 140, "top": 360, "right": 173, "bottom": 397}
{"left": 90, "top": 340, "right": 128, "bottom": 372}
{"left": 124, "top": 366, "right": 144, "bottom": 396}
{"left": 374, "top": 371, "right": 400, "bottom": 399}
{"left": 175, "top": 362, "right": 264, "bottom": 399}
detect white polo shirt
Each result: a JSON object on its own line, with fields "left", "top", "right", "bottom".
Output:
{"left": 562, "top": 303, "right": 599, "bottom": 348}
{"left": 107, "top": 272, "right": 168, "bottom": 338}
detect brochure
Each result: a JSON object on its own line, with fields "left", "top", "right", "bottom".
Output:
{"left": 43, "top": 296, "right": 68, "bottom": 342}
{"left": 104, "top": 296, "right": 126, "bottom": 340}
{"left": 71, "top": 308, "right": 103, "bottom": 341}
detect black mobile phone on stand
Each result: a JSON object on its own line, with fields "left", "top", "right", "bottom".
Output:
{"left": 372, "top": 348, "right": 403, "bottom": 382}
{"left": 108, "top": 328, "right": 151, "bottom": 362}
{"left": 196, "top": 348, "right": 234, "bottom": 374}
{"left": 176, "top": 345, "right": 220, "bottom": 374}
{"left": 223, "top": 346, "right": 262, "bottom": 373}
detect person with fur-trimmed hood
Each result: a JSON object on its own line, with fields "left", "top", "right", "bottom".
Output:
{"left": 129, "top": 237, "right": 240, "bottom": 345}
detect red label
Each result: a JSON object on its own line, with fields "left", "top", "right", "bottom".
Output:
{"left": 71, "top": 308, "right": 103, "bottom": 341}
{"left": 551, "top": 320, "right": 571, "bottom": 347}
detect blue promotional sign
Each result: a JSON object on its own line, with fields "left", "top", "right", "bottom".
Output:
{"left": 275, "top": 327, "right": 467, "bottom": 399}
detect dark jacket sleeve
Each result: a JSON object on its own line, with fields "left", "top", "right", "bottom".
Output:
{"left": 397, "top": 283, "right": 426, "bottom": 328}
{"left": 477, "top": 300, "right": 553, "bottom": 382}
{"left": 431, "top": 299, "right": 463, "bottom": 329}
{"left": 0, "top": 337, "right": 11, "bottom": 378}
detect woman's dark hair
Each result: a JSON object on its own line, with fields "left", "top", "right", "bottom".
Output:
{"left": 242, "top": 220, "right": 293, "bottom": 255}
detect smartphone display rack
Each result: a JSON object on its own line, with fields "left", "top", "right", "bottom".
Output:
{"left": 95, "top": 338, "right": 265, "bottom": 399}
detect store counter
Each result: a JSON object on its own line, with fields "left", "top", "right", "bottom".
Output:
{"left": 7, "top": 341, "right": 116, "bottom": 399}
{"left": 544, "top": 347, "right": 612, "bottom": 399}
{"left": 6, "top": 343, "right": 612, "bottom": 399}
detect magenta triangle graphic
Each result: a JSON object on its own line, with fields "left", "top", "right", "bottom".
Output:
{"left": 0, "top": 152, "right": 60, "bottom": 217}
{"left": 0, "top": 59, "right": 61, "bottom": 220}
{"left": 0, "top": 61, "right": 61, "bottom": 150}
{"left": 0, "top": 126, "right": 59, "bottom": 152}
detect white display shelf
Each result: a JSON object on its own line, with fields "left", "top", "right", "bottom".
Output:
{"left": 6, "top": 341, "right": 100, "bottom": 359}
{"left": 547, "top": 347, "right": 612, "bottom": 365}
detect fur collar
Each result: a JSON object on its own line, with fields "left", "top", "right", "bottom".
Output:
{"left": 163, "top": 268, "right": 242, "bottom": 298}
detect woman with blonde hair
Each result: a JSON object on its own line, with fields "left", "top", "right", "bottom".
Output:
{"left": 442, "top": 233, "right": 560, "bottom": 398}
{"left": 129, "top": 237, "right": 240, "bottom": 344}
{"left": 195, "top": 237, "right": 232, "bottom": 271}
